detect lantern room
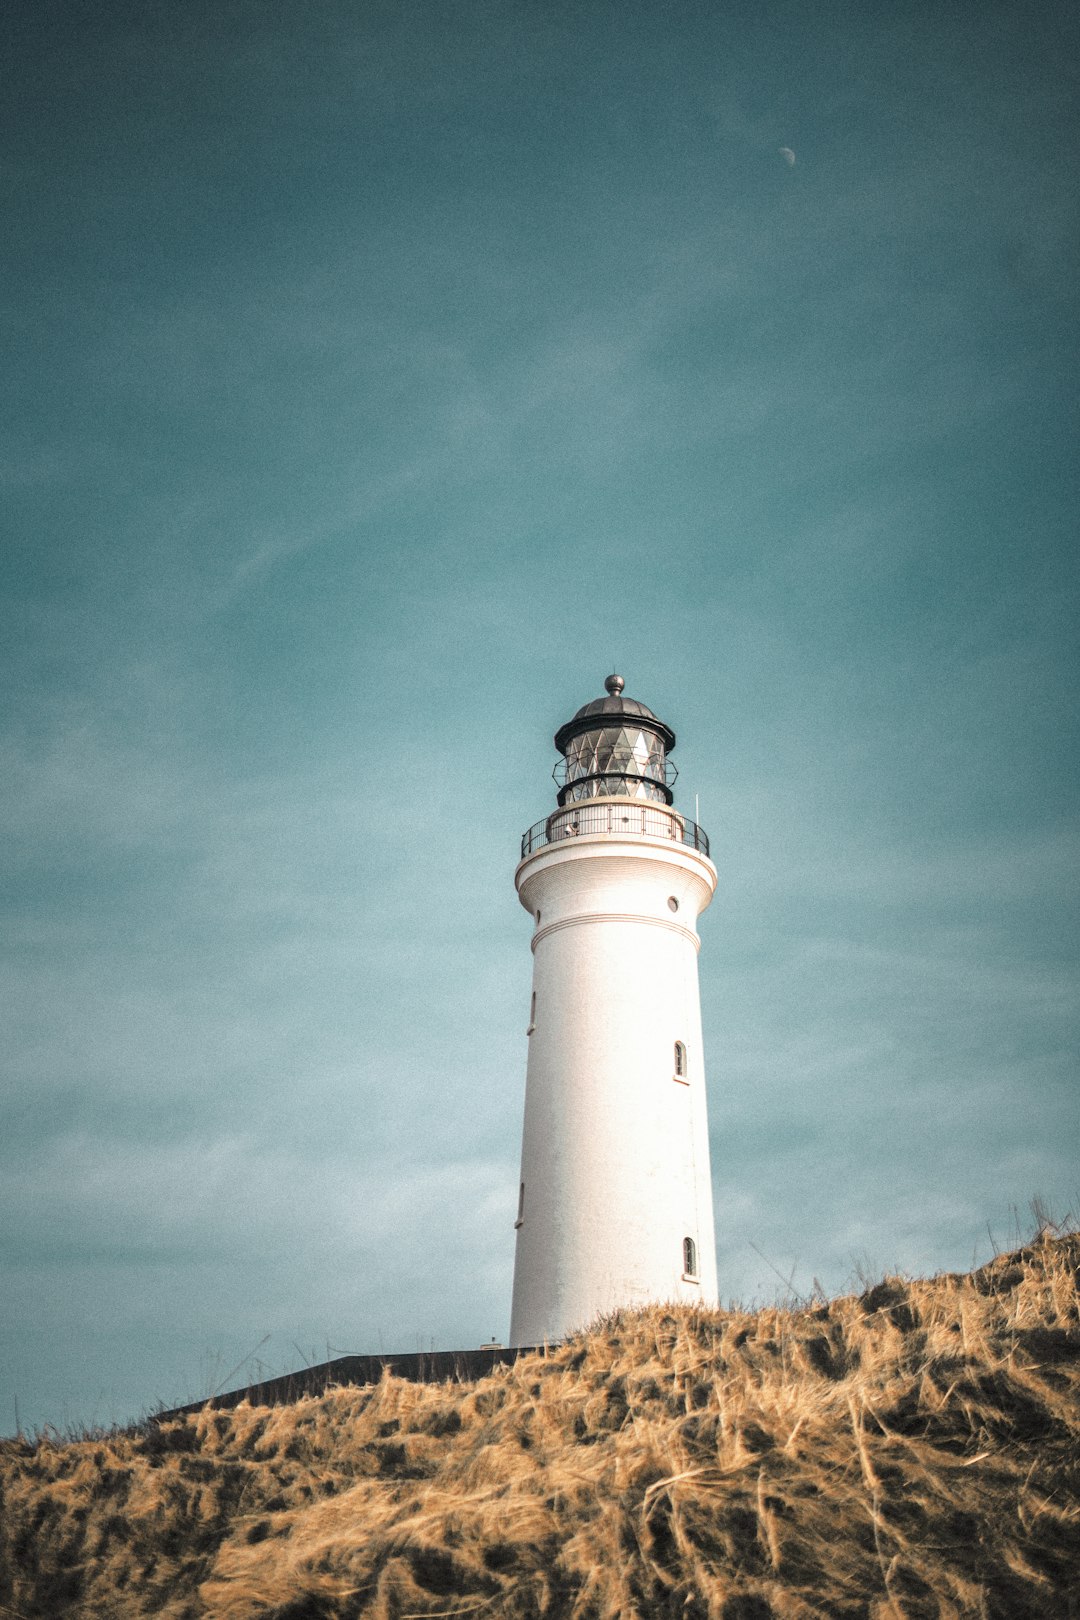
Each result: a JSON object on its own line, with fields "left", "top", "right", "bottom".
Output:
{"left": 552, "top": 674, "right": 677, "bottom": 807}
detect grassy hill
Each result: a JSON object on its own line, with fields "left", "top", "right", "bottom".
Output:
{"left": 2, "top": 1232, "right": 1077, "bottom": 1619}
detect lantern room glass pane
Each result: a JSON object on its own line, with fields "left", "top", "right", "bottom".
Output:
{"left": 562, "top": 724, "right": 668, "bottom": 800}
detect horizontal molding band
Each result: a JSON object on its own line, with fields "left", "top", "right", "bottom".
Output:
{"left": 532, "top": 912, "right": 701, "bottom": 953}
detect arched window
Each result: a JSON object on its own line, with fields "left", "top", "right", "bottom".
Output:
{"left": 683, "top": 1236, "right": 698, "bottom": 1278}
{"left": 674, "top": 1041, "right": 687, "bottom": 1078}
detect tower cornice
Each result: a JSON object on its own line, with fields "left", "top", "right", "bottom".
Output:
{"left": 515, "top": 829, "right": 717, "bottom": 910}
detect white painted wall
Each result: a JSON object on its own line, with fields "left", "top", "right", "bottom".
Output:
{"left": 509, "top": 804, "right": 718, "bottom": 1346}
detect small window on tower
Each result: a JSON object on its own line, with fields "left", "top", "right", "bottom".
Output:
{"left": 515, "top": 1183, "right": 525, "bottom": 1229}
{"left": 674, "top": 1041, "right": 687, "bottom": 1079}
{"left": 527, "top": 992, "right": 536, "bottom": 1035}
{"left": 683, "top": 1236, "right": 698, "bottom": 1279}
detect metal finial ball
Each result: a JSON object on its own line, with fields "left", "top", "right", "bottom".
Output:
{"left": 604, "top": 673, "right": 625, "bottom": 696}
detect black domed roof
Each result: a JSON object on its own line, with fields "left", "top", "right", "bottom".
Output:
{"left": 554, "top": 675, "right": 675, "bottom": 754}
{"left": 568, "top": 692, "right": 659, "bottom": 723}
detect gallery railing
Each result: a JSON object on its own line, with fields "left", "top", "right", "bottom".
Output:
{"left": 520, "top": 801, "right": 710, "bottom": 860}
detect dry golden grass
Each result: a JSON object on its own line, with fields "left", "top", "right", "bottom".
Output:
{"left": 2, "top": 1233, "right": 1077, "bottom": 1618}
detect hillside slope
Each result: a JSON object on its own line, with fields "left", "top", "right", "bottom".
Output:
{"left": 2, "top": 1234, "right": 1077, "bottom": 1619}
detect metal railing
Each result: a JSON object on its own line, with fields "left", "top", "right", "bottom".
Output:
{"left": 520, "top": 801, "right": 710, "bottom": 860}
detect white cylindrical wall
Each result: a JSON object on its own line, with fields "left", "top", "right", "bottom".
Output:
{"left": 509, "top": 820, "right": 718, "bottom": 1346}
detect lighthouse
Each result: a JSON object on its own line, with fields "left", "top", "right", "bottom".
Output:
{"left": 509, "top": 675, "right": 719, "bottom": 1346}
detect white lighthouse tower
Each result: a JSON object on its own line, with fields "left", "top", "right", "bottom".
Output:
{"left": 509, "top": 675, "right": 718, "bottom": 1346}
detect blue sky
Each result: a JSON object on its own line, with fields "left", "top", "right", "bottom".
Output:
{"left": 3, "top": 0, "right": 1077, "bottom": 1432}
